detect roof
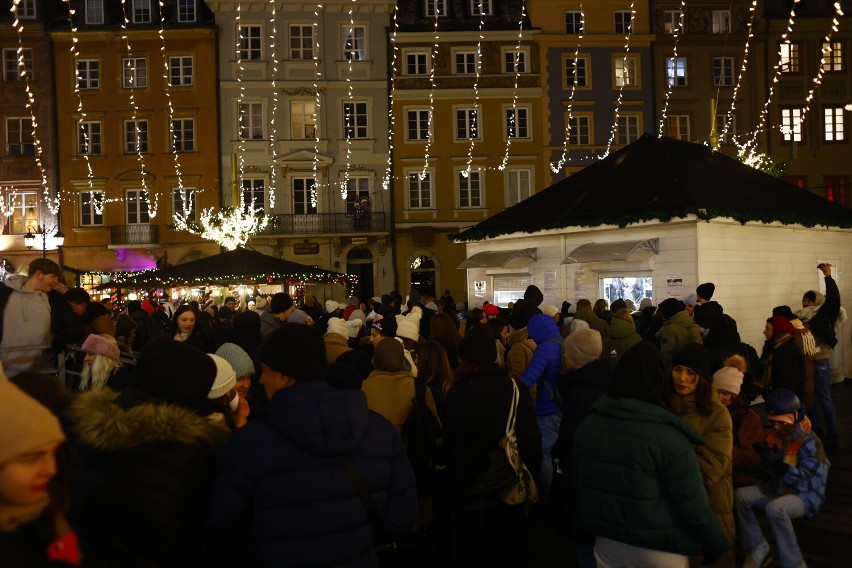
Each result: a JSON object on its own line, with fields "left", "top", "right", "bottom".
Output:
{"left": 453, "top": 135, "right": 852, "bottom": 242}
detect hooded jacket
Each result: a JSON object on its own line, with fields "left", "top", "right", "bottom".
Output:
{"left": 602, "top": 317, "right": 642, "bottom": 366}
{"left": 69, "top": 389, "right": 219, "bottom": 568}
{"left": 572, "top": 306, "right": 608, "bottom": 337}
{"left": 506, "top": 327, "right": 536, "bottom": 381}
{"left": 657, "top": 310, "right": 703, "bottom": 365}
{"left": 207, "top": 380, "right": 417, "bottom": 567}
{"left": 797, "top": 275, "right": 841, "bottom": 350}
{"left": 518, "top": 314, "right": 563, "bottom": 417}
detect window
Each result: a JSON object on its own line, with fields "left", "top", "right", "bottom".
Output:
{"left": 177, "top": 0, "right": 196, "bottom": 23}
{"left": 616, "top": 115, "right": 640, "bottom": 145}
{"left": 6, "top": 192, "right": 38, "bottom": 234}
{"left": 780, "top": 42, "right": 800, "bottom": 73}
{"left": 507, "top": 169, "right": 531, "bottom": 206}
{"left": 290, "top": 25, "right": 313, "bottom": 60}
{"left": 712, "top": 10, "right": 731, "bottom": 34}
{"left": 503, "top": 49, "right": 527, "bottom": 73}
{"left": 470, "top": 1, "right": 493, "bottom": 16}
{"left": 122, "top": 57, "right": 147, "bottom": 88}
{"left": 239, "top": 102, "right": 264, "bottom": 140}
{"left": 78, "top": 121, "right": 102, "bottom": 155}
{"left": 80, "top": 191, "right": 104, "bottom": 227}
{"left": 824, "top": 106, "right": 846, "bottom": 142}
{"left": 781, "top": 107, "right": 803, "bottom": 142}
{"left": 169, "top": 56, "right": 193, "bottom": 86}
{"left": 85, "top": 0, "right": 104, "bottom": 24}
{"left": 171, "top": 118, "right": 195, "bottom": 152}
{"left": 506, "top": 107, "right": 529, "bottom": 139}
{"left": 713, "top": 57, "right": 735, "bottom": 87}
{"left": 124, "top": 120, "right": 148, "bottom": 153}
{"left": 406, "top": 109, "right": 430, "bottom": 141}
{"left": 614, "top": 56, "right": 638, "bottom": 87}
{"left": 565, "top": 56, "right": 589, "bottom": 88}
{"left": 5, "top": 118, "right": 34, "bottom": 156}
{"left": 405, "top": 51, "right": 429, "bottom": 75}
{"left": 666, "top": 57, "right": 687, "bottom": 87}
{"left": 343, "top": 101, "right": 368, "bottom": 139}
{"left": 666, "top": 115, "right": 690, "bottom": 140}
{"left": 241, "top": 178, "right": 265, "bottom": 214}
{"left": 16, "top": 0, "right": 35, "bottom": 19}
{"left": 290, "top": 101, "right": 316, "bottom": 139}
{"left": 454, "top": 51, "right": 477, "bottom": 74}
{"left": 716, "top": 113, "right": 736, "bottom": 144}
{"left": 342, "top": 26, "right": 366, "bottom": 61}
{"left": 3, "top": 48, "right": 32, "bottom": 81}
{"left": 664, "top": 10, "right": 683, "bottom": 34}
{"left": 823, "top": 41, "right": 843, "bottom": 72}
{"left": 77, "top": 60, "right": 100, "bottom": 89}
{"left": 132, "top": 0, "right": 152, "bottom": 24}
{"left": 568, "top": 114, "right": 591, "bottom": 145}
{"left": 824, "top": 176, "right": 849, "bottom": 206}
{"left": 425, "top": 0, "right": 447, "bottom": 17}
{"left": 239, "top": 25, "right": 262, "bottom": 61}
{"left": 126, "top": 189, "right": 150, "bottom": 224}
{"left": 614, "top": 11, "right": 632, "bottom": 34}
{"left": 565, "top": 11, "right": 584, "bottom": 34}
{"left": 456, "top": 108, "right": 479, "bottom": 140}
{"left": 345, "top": 178, "right": 370, "bottom": 215}
{"left": 458, "top": 169, "right": 482, "bottom": 208}
{"left": 407, "top": 171, "right": 433, "bottom": 209}
{"left": 292, "top": 178, "right": 317, "bottom": 215}
{"left": 172, "top": 188, "right": 196, "bottom": 221}
{"left": 783, "top": 176, "right": 807, "bottom": 189}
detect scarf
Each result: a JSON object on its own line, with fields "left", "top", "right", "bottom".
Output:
{"left": 789, "top": 319, "right": 817, "bottom": 356}
{"left": 765, "top": 416, "right": 828, "bottom": 466}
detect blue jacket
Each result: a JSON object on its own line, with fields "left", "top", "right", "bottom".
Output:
{"left": 519, "top": 314, "right": 563, "bottom": 417}
{"left": 207, "top": 381, "right": 418, "bottom": 567}
{"left": 775, "top": 430, "right": 830, "bottom": 518}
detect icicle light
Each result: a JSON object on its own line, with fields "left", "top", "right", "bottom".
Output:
{"left": 718, "top": 0, "right": 758, "bottom": 146}
{"left": 499, "top": 0, "right": 527, "bottom": 171}
{"left": 235, "top": 1, "right": 247, "bottom": 207}
{"left": 267, "top": 0, "right": 280, "bottom": 209}
{"left": 462, "top": 1, "right": 486, "bottom": 177}
{"left": 420, "top": 7, "right": 441, "bottom": 180}
{"left": 602, "top": 0, "right": 636, "bottom": 159}
{"left": 657, "top": 1, "right": 685, "bottom": 137}
{"left": 382, "top": 3, "right": 399, "bottom": 191}
{"left": 550, "top": 2, "right": 584, "bottom": 174}
{"left": 340, "top": 0, "right": 358, "bottom": 200}
{"left": 311, "top": 3, "right": 323, "bottom": 209}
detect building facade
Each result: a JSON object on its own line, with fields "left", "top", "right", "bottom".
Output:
{"left": 51, "top": 0, "right": 221, "bottom": 290}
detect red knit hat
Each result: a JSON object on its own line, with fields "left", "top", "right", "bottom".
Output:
{"left": 482, "top": 303, "right": 500, "bottom": 316}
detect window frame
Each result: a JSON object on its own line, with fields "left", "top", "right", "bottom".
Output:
{"left": 124, "top": 119, "right": 149, "bottom": 154}
{"left": 614, "top": 11, "right": 632, "bottom": 34}
{"left": 666, "top": 57, "right": 688, "bottom": 87}
{"left": 16, "top": 0, "right": 36, "bottom": 19}
{"left": 343, "top": 101, "right": 369, "bottom": 140}
{"left": 168, "top": 56, "right": 193, "bottom": 86}
{"left": 238, "top": 24, "right": 263, "bottom": 61}
{"left": 132, "top": 0, "right": 152, "bottom": 24}
{"left": 405, "top": 108, "right": 431, "bottom": 142}
{"left": 177, "top": 0, "right": 197, "bottom": 23}
{"left": 666, "top": 115, "right": 691, "bottom": 140}
{"left": 5, "top": 117, "right": 34, "bottom": 157}
{"left": 780, "top": 107, "right": 803, "bottom": 142}
{"left": 126, "top": 189, "right": 151, "bottom": 225}
{"left": 79, "top": 190, "right": 104, "bottom": 227}
{"left": 823, "top": 106, "right": 846, "bottom": 142}
{"left": 85, "top": 0, "right": 105, "bottom": 25}
{"left": 404, "top": 50, "right": 430, "bottom": 76}
{"left": 505, "top": 106, "right": 530, "bottom": 140}
{"left": 470, "top": 0, "right": 493, "bottom": 17}
{"left": 76, "top": 59, "right": 100, "bottom": 90}
{"left": 663, "top": 10, "right": 684, "bottom": 34}
{"left": 342, "top": 25, "right": 367, "bottom": 62}
{"left": 3, "top": 48, "right": 33, "bottom": 81}
{"left": 289, "top": 25, "right": 314, "bottom": 61}
{"left": 172, "top": 187, "right": 197, "bottom": 222}
{"left": 502, "top": 48, "right": 528, "bottom": 74}
{"left": 506, "top": 168, "right": 532, "bottom": 207}
{"left": 122, "top": 57, "right": 148, "bottom": 89}
{"left": 290, "top": 100, "right": 317, "bottom": 140}
{"left": 565, "top": 11, "right": 584, "bottom": 35}
{"left": 567, "top": 113, "right": 592, "bottom": 146}
{"left": 241, "top": 177, "right": 266, "bottom": 214}
{"left": 613, "top": 55, "right": 639, "bottom": 88}
{"left": 712, "top": 10, "right": 731, "bottom": 34}
{"left": 716, "top": 113, "right": 736, "bottom": 144}
{"left": 291, "top": 177, "right": 318, "bottom": 215}
{"left": 823, "top": 41, "right": 843, "bottom": 72}
{"left": 171, "top": 118, "right": 195, "bottom": 152}
{"left": 453, "top": 50, "right": 478, "bottom": 75}
{"left": 238, "top": 101, "right": 265, "bottom": 141}
{"left": 823, "top": 176, "right": 849, "bottom": 206}
{"left": 779, "top": 42, "right": 800, "bottom": 74}
{"left": 425, "top": 0, "right": 448, "bottom": 18}
{"left": 615, "top": 113, "right": 641, "bottom": 145}
{"left": 78, "top": 121, "right": 102, "bottom": 155}
{"left": 345, "top": 177, "right": 371, "bottom": 216}
{"left": 713, "top": 56, "right": 735, "bottom": 87}
{"left": 457, "top": 168, "right": 484, "bottom": 209}
{"left": 5, "top": 191, "right": 38, "bottom": 235}
{"left": 454, "top": 107, "right": 481, "bottom": 141}
{"left": 565, "top": 55, "right": 590, "bottom": 88}
{"left": 406, "top": 169, "right": 434, "bottom": 209}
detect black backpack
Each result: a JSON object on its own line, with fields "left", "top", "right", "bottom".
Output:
{"left": 401, "top": 377, "right": 448, "bottom": 498}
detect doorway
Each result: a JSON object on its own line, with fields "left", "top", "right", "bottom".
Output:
{"left": 346, "top": 247, "right": 374, "bottom": 300}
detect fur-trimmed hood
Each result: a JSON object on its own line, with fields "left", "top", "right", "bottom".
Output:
{"left": 70, "top": 389, "right": 214, "bottom": 452}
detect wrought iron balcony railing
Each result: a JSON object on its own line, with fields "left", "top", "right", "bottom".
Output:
{"left": 110, "top": 224, "right": 159, "bottom": 246}
{"left": 261, "top": 212, "right": 387, "bottom": 235}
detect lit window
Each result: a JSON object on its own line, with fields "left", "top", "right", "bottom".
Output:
{"left": 407, "top": 171, "right": 433, "bottom": 209}
{"left": 80, "top": 191, "right": 104, "bottom": 227}
{"left": 122, "top": 57, "right": 147, "bottom": 88}
{"left": 343, "top": 101, "right": 369, "bottom": 139}
{"left": 342, "top": 26, "right": 366, "bottom": 61}
{"left": 666, "top": 115, "right": 690, "bottom": 140}
{"left": 406, "top": 109, "right": 431, "bottom": 141}
{"left": 568, "top": 115, "right": 591, "bottom": 145}
{"left": 239, "top": 25, "right": 262, "bottom": 61}
{"left": 666, "top": 57, "right": 687, "bottom": 87}
{"left": 5, "top": 118, "right": 34, "bottom": 156}
{"left": 713, "top": 57, "right": 735, "bottom": 87}
{"left": 781, "top": 108, "right": 803, "bottom": 142}
{"left": 171, "top": 118, "right": 195, "bottom": 152}
{"left": 780, "top": 42, "right": 800, "bottom": 73}
{"left": 823, "top": 41, "right": 843, "bottom": 72}
{"left": 458, "top": 169, "right": 483, "bottom": 208}
{"left": 565, "top": 11, "right": 584, "bottom": 34}
{"left": 124, "top": 120, "right": 149, "bottom": 153}
{"left": 507, "top": 169, "right": 532, "bottom": 206}
{"left": 505, "top": 107, "right": 529, "bottom": 139}
{"left": 290, "top": 101, "right": 316, "bottom": 139}
{"left": 614, "top": 11, "right": 632, "bottom": 34}
{"left": 823, "top": 176, "right": 849, "bottom": 206}
{"left": 615, "top": 57, "right": 637, "bottom": 87}
{"left": 823, "top": 106, "right": 846, "bottom": 142}
{"left": 6, "top": 192, "right": 38, "bottom": 235}
{"left": 456, "top": 108, "right": 480, "bottom": 140}
{"left": 169, "top": 56, "right": 193, "bottom": 86}
{"left": 664, "top": 10, "right": 683, "bottom": 34}
{"left": 712, "top": 10, "right": 730, "bottom": 34}
{"left": 292, "top": 178, "right": 317, "bottom": 215}
{"left": 239, "top": 102, "right": 264, "bottom": 140}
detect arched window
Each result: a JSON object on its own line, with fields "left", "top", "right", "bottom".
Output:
{"left": 410, "top": 255, "right": 436, "bottom": 297}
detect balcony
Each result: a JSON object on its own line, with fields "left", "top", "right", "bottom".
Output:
{"left": 109, "top": 224, "right": 159, "bottom": 247}
{"left": 261, "top": 212, "right": 388, "bottom": 235}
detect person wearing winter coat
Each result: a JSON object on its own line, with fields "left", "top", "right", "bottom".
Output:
{"left": 506, "top": 325, "right": 536, "bottom": 381}
{"left": 667, "top": 344, "right": 734, "bottom": 568}
{"left": 207, "top": 324, "right": 418, "bottom": 567}
{"left": 518, "top": 313, "right": 564, "bottom": 501}
{"left": 77, "top": 334, "right": 134, "bottom": 393}
{"left": 657, "top": 298, "right": 703, "bottom": 366}
{"left": 68, "top": 336, "right": 220, "bottom": 567}
{"left": 169, "top": 304, "right": 213, "bottom": 353}
{"left": 702, "top": 312, "right": 763, "bottom": 402}
{"left": 549, "top": 329, "right": 612, "bottom": 568}
{"left": 442, "top": 325, "right": 541, "bottom": 568}
{"left": 574, "top": 341, "right": 729, "bottom": 567}
{"left": 323, "top": 317, "right": 362, "bottom": 364}
{"left": 761, "top": 316, "right": 806, "bottom": 399}
{"left": 713, "top": 366, "right": 763, "bottom": 488}
{"left": 602, "top": 308, "right": 642, "bottom": 367}
{"left": 736, "top": 389, "right": 830, "bottom": 568}
{"left": 571, "top": 299, "right": 608, "bottom": 337}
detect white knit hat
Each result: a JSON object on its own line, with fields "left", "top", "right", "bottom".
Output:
{"left": 541, "top": 305, "right": 559, "bottom": 318}
{"left": 326, "top": 317, "right": 349, "bottom": 338}
{"left": 346, "top": 318, "right": 363, "bottom": 338}
{"left": 326, "top": 300, "right": 341, "bottom": 313}
{"left": 713, "top": 366, "right": 744, "bottom": 395}
{"left": 207, "top": 354, "right": 237, "bottom": 399}
{"left": 395, "top": 306, "right": 422, "bottom": 342}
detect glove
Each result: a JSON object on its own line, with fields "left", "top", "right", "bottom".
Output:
{"left": 771, "top": 460, "right": 790, "bottom": 478}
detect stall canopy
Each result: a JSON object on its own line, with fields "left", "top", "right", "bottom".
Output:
{"left": 457, "top": 248, "right": 537, "bottom": 269}
{"left": 97, "top": 247, "right": 355, "bottom": 290}
{"left": 562, "top": 239, "right": 659, "bottom": 264}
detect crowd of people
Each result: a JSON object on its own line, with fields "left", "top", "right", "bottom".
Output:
{"left": 0, "top": 258, "right": 842, "bottom": 567}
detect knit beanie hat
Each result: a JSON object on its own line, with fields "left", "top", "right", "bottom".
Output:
{"left": 694, "top": 301, "right": 724, "bottom": 329}
{"left": 372, "top": 312, "right": 397, "bottom": 337}
{"left": 215, "top": 342, "right": 255, "bottom": 378}
{"left": 270, "top": 293, "right": 293, "bottom": 314}
{"left": 396, "top": 306, "right": 422, "bottom": 342}
{"left": 683, "top": 293, "right": 698, "bottom": 307}
{"left": 541, "top": 304, "right": 559, "bottom": 318}
{"left": 658, "top": 297, "right": 685, "bottom": 319}
{"left": 696, "top": 282, "right": 715, "bottom": 302}
{"left": 348, "top": 309, "right": 367, "bottom": 328}
{"left": 255, "top": 296, "right": 268, "bottom": 310}
{"left": 372, "top": 338, "right": 406, "bottom": 372}
{"left": 770, "top": 315, "right": 797, "bottom": 337}
{"left": 81, "top": 333, "right": 120, "bottom": 361}
{"left": 562, "top": 329, "right": 602, "bottom": 366}
{"left": 0, "top": 379, "right": 65, "bottom": 466}
{"left": 712, "top": 366, "right": 744, "bottom": 395}
{"left": 288, "top": 309, "right": 308, "bottom": 324}
{"left": 207, "top": 354, "right": 237, "bottom": 399}
{"left": 672, "top": 343, "right": 712, "bottom": 380}
{"left": 325, "top": 300, "right": 341, "bottom": 313}
{"left": 458, "top": 325, "right": 497, "bottom": 366}
{"left": 523, "top": 285, "right": 544, "bottom": 307}
{"left": 772, "top": 305, "right": 797, "bottom": 320}
{"left": 609, "top": 299, "right": 627, "bottom": 313}
{"left": 482, "top": 303, "right": 500, "bottom": 316}
{"left": 218, "top": 306, "right": 233, "bottom": 320}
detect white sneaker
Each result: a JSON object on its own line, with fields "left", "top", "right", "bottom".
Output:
{"left": 743, "top": 540, "right": 770, "bottom": 568}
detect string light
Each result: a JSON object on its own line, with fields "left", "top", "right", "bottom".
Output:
{"left": 718, "top": 0, "right": 758, "bottom": 146}
{"left": 499, "top": 0, "right": 528, "bottom": 172}
{"left": 11, "top": 0, "right": 57, "bottom": 215}
{"left": 382, "top": 3, "right": 399, "bottom": 191}
{"left": 602, "top": 0, "right": 636, "bottom": 159}
{"left": 462, "top": 1, "right": 486, "bottom": 177}
{"left": 187, "top": 207, "right": 270, "bottom": 250}
{"left": 340, "top": 0, "right": 358, "bottom": 199}
{"left": 267, "top": 0, "right": 280, "bottom": 209}
{"left": 119, "top": 0, "right": 157, "bottom": 218}
{"left": 797, "top": 2, "right": 844, "bottom": 126}
{"left": 311, "top": 3, "right": 324, "bottom": 208}
{"left": 550, "top": 2, "right": 584, "bottom": 174}
{"left": 419, "top": 7, "right": 441, "bottom": 180}
{"left": 657, "top": 1, "right": 685, "bottom": 137}
{"left": 235, "top": 1, "right": 247, "bottom": 206}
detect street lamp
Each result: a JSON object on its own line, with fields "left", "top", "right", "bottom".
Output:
{"left": 24, "top": 225, "right": 64, "bottom": 258}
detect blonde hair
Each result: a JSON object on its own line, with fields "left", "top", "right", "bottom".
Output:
{"left": 79, "top": 335, "right": 122, "bottom": 391}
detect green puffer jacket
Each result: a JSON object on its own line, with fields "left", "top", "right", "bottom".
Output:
{"left": 574, "top": 396, "right": 729, "bottom": 560}
{"left": 572, "top": 306, "right": 608, "bottom": 336}
{"left": 658, "top": 310, "right": 702, "bottom": 365}
{"left": 603, "top": 317, "right": 642, "bottom": 366}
